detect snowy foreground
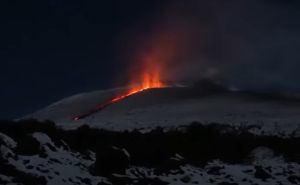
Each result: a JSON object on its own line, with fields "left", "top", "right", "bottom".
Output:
{"left": 0, "top": 120, "right": 299, "bottom": 185}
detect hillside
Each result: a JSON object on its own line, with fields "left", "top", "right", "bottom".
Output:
{"left": 25, "top": 85, "right": 300, "bottom": 137}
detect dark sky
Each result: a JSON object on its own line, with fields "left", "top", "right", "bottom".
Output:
{"left": 0, "top": 0, "right": 169, "bottom": 119}
{"left": 1, "top": 0, "right": 300, "bottom": 119}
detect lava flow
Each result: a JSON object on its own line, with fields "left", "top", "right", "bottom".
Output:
{"left": 72, "top": 71, "right": 165, "bottom": 121}
{"left": 72, "top": 18, "right": 179, "bottom": 121}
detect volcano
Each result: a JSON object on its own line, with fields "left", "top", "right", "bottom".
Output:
{"left": 24, "top": 80, "right": 300, "bottom": 136}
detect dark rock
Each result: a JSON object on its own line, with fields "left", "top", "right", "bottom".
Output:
{"left": 23, "top": 160, "right": 30, "bottom": 165}
{"left": 39, "top": 149, "right": 48, "bottom": 158}
{"left": 180, "top": 175, "right": 191, "bottom": 183}
{"left": 37, "top": 167, "right": 49, "bottom": 173}
{"left": 224, "top": 175, "right": 232, "bottom": 179}
{"left": 0, "top": 176, "right": 8, "bottom": 184}
{"left": 49, "top": 158, "right": 61, "bottom": 164}
{"left": 81, "top": 178, "right": 91, "bottom": 185}
{"left": 26, "top": 165, "right": 34, "bottom": 169}
{"left": 92, "top": 146, "right": 130, "bottom": 176}
{"left": 218, "top": 182, "right": 238, "bottom": 185}
{"left": 207, "top": 166, "right": 224, "bottom": 175}
{"left": 109, "top": 175, "right": 132, "bottom": 185}
{"left": 15, "top": 135, "right": 41, "bottom": 156}
{"left": 154, "top": 156, "right": 186, "bottom": 175}
{"left": 97, "top": 181, "right": 111, "bottom": 185}
{"left": 254, "top": 166, "right": 271, "bottom": 181}
{"left": 209, "top": 179, "right": 215, "bottom": 183}
{"left": 45, "top": 143, "right": 57, "bottom": 152}
{"left": 288, "top": 175, "right": 300, "bottom": 184}
{"left": 265, "top": 166, "right": 272, "bottom": 173}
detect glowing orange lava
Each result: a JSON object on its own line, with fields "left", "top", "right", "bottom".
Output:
{"left": 73, "top": 69, "right": 165, "bottom": 121}
{"left": 111, "top": 70, "right": 165, "bottom": 103}
{"left": 127, "top": 70, "right": 165, "bottom": 93}
{"left": 125, "top": 46, "right": 167, "bottom": 97}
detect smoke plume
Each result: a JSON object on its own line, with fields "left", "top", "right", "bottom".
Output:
{"left": 122, "top": 0, "right": 300, "bottom": 92}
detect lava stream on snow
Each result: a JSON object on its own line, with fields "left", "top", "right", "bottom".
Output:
{"left": 73, "top": 80, "right": 166, "bottom": 121}
{"left": 72, "top": 88, "right": 148, "bottom": 121}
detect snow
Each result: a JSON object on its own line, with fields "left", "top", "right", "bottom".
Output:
{"left": 24, "top": 87, "right": 300, "bottom": 136}
{"left": 0, "top": 133, "right": 17, "bottom": 149}
{"left": 0, "top": 132, "right": 109, "bottom": 185}
{"left": 125, "top": 158, "right": 300, "bottom": 185}
{"left": 0, "top": 128, "right": 299, "bottom": 184}
{"left": 32, "top": 132, "right": 55, "bottom": 146}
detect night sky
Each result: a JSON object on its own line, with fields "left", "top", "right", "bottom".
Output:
{"left": 0, "top": 0, "right": 168, "bottom": 118}
{"left": 1, "top": 0, "right": 300, "bottom": 119}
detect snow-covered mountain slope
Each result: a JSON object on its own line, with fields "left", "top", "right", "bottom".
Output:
{"left": 25, "top": 86, "right": 300, "bottom": 136}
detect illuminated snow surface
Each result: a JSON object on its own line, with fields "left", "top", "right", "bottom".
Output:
{"left": 25, "top": 87, "right": 300, "bottom": 136}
